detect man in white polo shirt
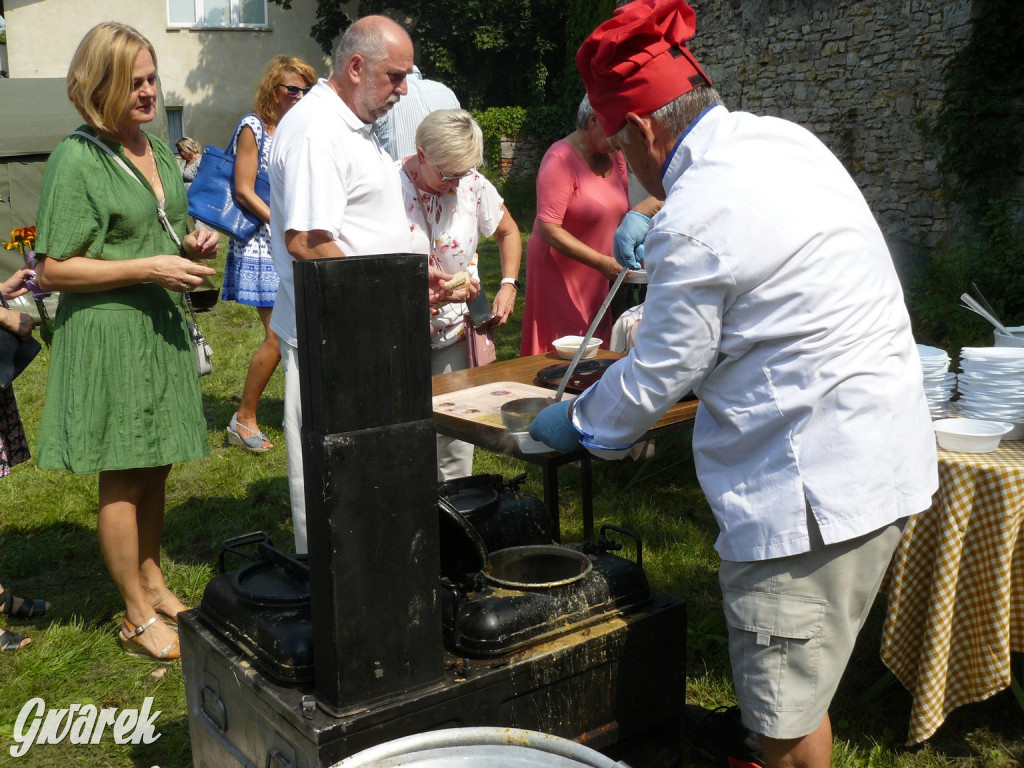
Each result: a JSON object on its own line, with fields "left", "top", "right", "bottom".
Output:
{"left": 269, "top": 15, "right": 463, "bottom": 554}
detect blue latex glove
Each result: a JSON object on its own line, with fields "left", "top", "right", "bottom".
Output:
{"left": 529, "top": 399, "right": 581, "bottom": 453}
{"left": 613, "top": 211, "right": 651, "bottom": 270}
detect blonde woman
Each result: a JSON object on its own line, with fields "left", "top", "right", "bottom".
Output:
{"left": 35, "top": 22, "right": 219, "bottom": 661}
{"left": 222, "top": 55, "right": 317, "bottom": 453}
{"left": 175, "top": 136, "right": 202, "bottom": 189}
{"left": 400, "top": 109, "right": 522, "bottom": 481}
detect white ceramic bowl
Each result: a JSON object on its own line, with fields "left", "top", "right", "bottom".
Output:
{"left": 552, "top": 335, "right": 601, "bottom": 360}
{"left": 511, "top": 431, "right": 553, "bottom": 454}
{"left": 994, "top": 326, "right": 1024, "bottom": 348}
{"left": 933, "top": 417, "right": 1012, "bottom": 453}
{"left": 624, "top": 269, "right": 648, "bottom": 284}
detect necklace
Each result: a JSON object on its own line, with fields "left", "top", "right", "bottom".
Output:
{"left": 123, "top": 134, "right": 159, "bottom": 189}
{"left": 144, "top": 141, "right": 160, "bottom": 189}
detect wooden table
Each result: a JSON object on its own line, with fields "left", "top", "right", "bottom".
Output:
{"left": 880, "top": 441, "right": 1024, "bottom": 744}
{"left": 432, "top": 351, "right": 698, "bottom": 541}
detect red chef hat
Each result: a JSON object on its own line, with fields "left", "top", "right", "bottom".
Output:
{"left": 576, "top": 0, "right": 712, "bottom": 136}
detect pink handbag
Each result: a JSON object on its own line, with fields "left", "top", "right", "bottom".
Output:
{"left": 465, "top": 315, "right": 496, "bottom": 367}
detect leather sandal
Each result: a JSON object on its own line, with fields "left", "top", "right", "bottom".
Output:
{"left": 0, "top": 589, "right": 50, "bottom": 620}
{"left": 226, "top": 413, "right": 272, "bottom": 453}
{"left": 151, "top": 591, "right": 188, "bottom": 626}
{"left": 0, "top": 628, "right": 30, "bottom": 651}
{"left": 118, "top": 616, "right": 180, "bottom": 661}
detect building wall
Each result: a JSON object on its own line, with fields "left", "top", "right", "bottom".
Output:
{"left": 4, "top": 0, "right": 330, "bottom": 150}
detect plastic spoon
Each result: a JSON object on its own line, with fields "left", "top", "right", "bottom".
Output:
{"left": 960, "top": 293, "right": 1011, "bottom": 336}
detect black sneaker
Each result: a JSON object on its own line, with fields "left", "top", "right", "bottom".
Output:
{"left": 684, "top": 704, "right": 765, "bottom": 768}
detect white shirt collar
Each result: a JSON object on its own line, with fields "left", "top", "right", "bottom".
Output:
{"left": 662, "top": 103, "right": 726, "bottom": 190}
{"left": 313, "top": 78, "right": 376, "bottom": 136}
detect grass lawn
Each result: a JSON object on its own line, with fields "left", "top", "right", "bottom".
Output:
{"left": 0, "top": 236, "right": 1020, "bottom": 767}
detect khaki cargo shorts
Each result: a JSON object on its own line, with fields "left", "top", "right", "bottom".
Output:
{"left": 718, "top": 517, "right": 905, "bottom": 740}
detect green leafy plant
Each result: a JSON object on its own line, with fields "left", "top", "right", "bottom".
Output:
{"left": 907, "top": 0, "right": 1024, "bottom": 351}
{"left": 909, "top": 195, "right": 1024, "bottom": 351}
{"left": 932, "top": 0, "right": 1024, "bottom": 220}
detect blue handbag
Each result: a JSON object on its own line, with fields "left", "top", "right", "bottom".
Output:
{"left": 187, "top": 116, "right": 269, "bottom": 242}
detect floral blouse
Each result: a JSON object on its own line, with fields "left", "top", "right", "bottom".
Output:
{"left": 400, "top": 166, "right": 505, "bottom": 349}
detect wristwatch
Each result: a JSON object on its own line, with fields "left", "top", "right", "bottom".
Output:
{"left": 500, "top": 277, "right": 522, "bottom": 291}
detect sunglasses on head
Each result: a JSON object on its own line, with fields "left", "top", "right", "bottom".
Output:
{"left": 279, "top": 84, "right": 312, "bottom": 96}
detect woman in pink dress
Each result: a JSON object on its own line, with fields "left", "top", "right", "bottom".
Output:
{"left": 520, "top": 95, "right": 629, "bottom": 357}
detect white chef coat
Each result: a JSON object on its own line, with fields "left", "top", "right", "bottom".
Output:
{"left": 572, "top": 105, "right": 938, "bottom": 562}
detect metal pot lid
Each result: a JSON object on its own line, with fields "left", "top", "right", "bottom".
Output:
{"left": 331, "top": 726, "right": 625, "bottom": 767}
{"left": 437, "top": 475, "right": 501, "bottom": 519}
{"left": 438, "top": 497, "right": 488, "bottom": 578}
{"left": 232, "top": 554, "right": 310, "bottom": 607}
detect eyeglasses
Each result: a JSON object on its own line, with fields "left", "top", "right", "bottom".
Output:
{"left": 279, "top": 84, "right": 312, "bottom": 96}
{"left": 434, "top": 164, "right": 474, "bottom": 183}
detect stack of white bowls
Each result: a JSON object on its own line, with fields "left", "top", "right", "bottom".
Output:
{"left": 956, "top": 346, "right": 1024, "bottom": 439}
{"left": 917, "top": 344, "right": 956, "bottom": 418}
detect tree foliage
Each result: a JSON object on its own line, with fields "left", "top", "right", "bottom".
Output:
{"left": 271, "top": 0, "right": 615, "bottom": 111}
{"left": 933, "top": 0, "right": 1024, "bottom": 220}
{"left": 910, "top": 0, "right": 1024, "bottom": 347}
{"left": 273, "top": 0, "right": 563, "bottom": 109}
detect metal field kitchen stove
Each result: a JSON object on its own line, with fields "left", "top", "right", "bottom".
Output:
{"left": 180, "top": 255, "right": 687, "bottom": 767}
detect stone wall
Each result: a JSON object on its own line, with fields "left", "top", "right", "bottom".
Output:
{"left": 689, "top": 0, "right": 973, "bottom": 277}
{"left": 501, "top": 0, "right": 976, "bottom": 279}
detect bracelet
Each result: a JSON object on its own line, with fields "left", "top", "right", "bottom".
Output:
{"left": 500, "top": 277, "right": 522, "bottom": 291}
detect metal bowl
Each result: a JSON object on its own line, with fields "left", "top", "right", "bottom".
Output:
{"left": 499, "top": 397, "right": 551, "bottom": 432}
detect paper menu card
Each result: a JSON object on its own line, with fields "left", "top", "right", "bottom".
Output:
{"left": 432, "top": 381, "right": 574, "bottom": 428}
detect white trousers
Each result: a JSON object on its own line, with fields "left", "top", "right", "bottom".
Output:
{"left": 432, "top": 341, "right": 475, "bottom": 483}
{"left": 280, "top": 341, "right": 307, "bottom": 554}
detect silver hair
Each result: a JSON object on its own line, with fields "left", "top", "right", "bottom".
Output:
{"left": 611, "top": 86, "right": 724, "bottom": 152}
{"left": 334, "top": 19, "right": 390, "bottom": 73}
{"left": 416, "top": 109, "right": 484, "bottom": 171}
{"left": 576, "top": 94, "right": 594, "bottom": 131}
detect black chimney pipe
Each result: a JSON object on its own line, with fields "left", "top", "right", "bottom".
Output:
{"left": 294, "top": 254, "right": 443, "bottom": 717}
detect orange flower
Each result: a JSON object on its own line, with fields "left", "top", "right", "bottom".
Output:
{"left": 4, "top": 226, "right": 36, "bottom": 250}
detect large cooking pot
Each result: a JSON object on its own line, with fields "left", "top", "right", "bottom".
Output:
{"left": 438, "top": 494, "right": 587, "bottom": 589}
{"left": 438, "top": 473, "right": 557, "bottom": 553}
{"left": 199, "top": 532, "right": 313, "bottom": 683}
{"left": 484, "top": 545, "right": 592, "bottom": 588}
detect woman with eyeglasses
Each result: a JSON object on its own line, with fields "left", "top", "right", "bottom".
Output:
{"left": 400, "top": 109, "right": 522, "bottom": 481}
{"left": 519, "top": 94, "right": 630, "bottom": 357}
{"left": 222, "top": 55, "right": 317, "bottom": 453}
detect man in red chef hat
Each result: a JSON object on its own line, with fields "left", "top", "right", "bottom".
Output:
{"left": 529, "top": 2, "right": 938, "bottom": 768}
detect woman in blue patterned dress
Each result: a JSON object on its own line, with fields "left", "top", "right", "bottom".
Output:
{"left": 222, "top": 55, "right": 317, "bottom": 452}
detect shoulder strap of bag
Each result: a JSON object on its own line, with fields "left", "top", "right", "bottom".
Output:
{"left": 73, "top": 130, "right": 183, "bottom": 251}
{"left": 229, "top": 114, "right": 268, "bottom": 159}
{"left": 72, "top": 131, "right": 197, "bottom": 320}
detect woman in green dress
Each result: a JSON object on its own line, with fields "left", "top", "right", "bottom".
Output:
{"left": 34, "top": 22, "right": 219, "bottom": 662}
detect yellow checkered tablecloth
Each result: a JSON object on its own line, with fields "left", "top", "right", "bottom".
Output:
{"left": 880, "top": 441, "right": 1024, "bottom": 745}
